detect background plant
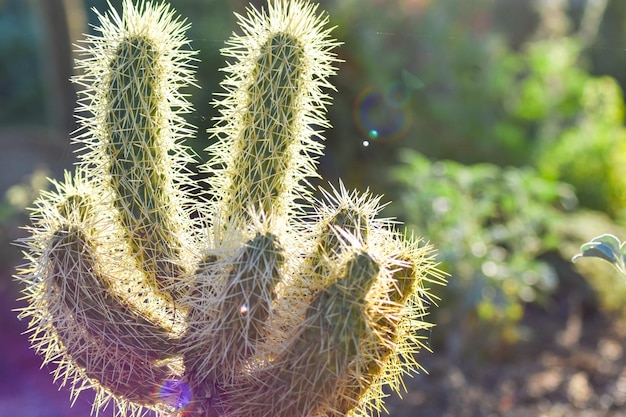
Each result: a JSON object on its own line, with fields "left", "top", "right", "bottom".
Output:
{"left": 322, "top": 0, "right": 626, "bottom": 215}
{"left": 323, "top": 0, "right": 626, "bottom": 358}
{"left": 391, "top": 150, "right": 574, "bottom": 359}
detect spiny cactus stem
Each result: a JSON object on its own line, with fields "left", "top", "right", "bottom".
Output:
{"left": 15, "top": 2, "right": 444, "bottom": 417}
{"left": 209, "top": 0, "right": 339, "bottom": 230}
{"left": 183, "top": 230, "right": 284, "bottom": 394}
{"left": 305, "top": 191, "right": 373, "bottom": 293}
{"left": 333, "top": 259, "right": 420, "bottom": 415}
{"left": 46, "top": 225, "right": 179, "bottom": 408}
{"left": 228, "top": 251, "right": 380, "bottom": 417}
{"left": 223, "top": 32, "right": 304, "bottom": 225}
{"left": 106, "top": 33, "right": 186, "bottom": 291}
{"left": 49, "top": 226, "right": 177, "bottom": 358}
{"left": 217, "top": 231, "right": 283, "bottom": 354}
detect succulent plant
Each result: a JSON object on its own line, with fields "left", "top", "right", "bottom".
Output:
{"left": 15, "top": 1, "right": 444, "bottom": 416}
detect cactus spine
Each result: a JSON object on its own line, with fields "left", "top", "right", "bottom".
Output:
{"left": 15, "top": 1, "right": 445, "bottom": 417}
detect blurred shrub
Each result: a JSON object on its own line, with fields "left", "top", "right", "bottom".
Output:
{"left": 506, "top": 36, "right": 626, "bottom": 219}
{"left": 391, "top": 150, "right": 575, "bottom": 359}
{"left": 509, "top": 38, "right": 586, "bottom": 127}
{"left": 0, "top": 169, "right": 51, "bottom": 267}
{"left": 321, "top": 0, "right": 625, "bottom": 222}
{"left": 532, "top": 72, "right": 626, "bottom": 220}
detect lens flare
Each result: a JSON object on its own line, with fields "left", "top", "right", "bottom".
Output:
{"left": 353, "top": 85, "right": 411, "bottom": 143}
{"left": 385, "top": 81, "right": 411, "bottom": 108}
{"left": 157, "top": 378, "right": 192, "bottom": 411}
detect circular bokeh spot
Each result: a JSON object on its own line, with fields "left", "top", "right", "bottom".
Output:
{"left": 353, "top": 85, "right": 411, "bottom": 143}
{"left": 157, "top": 378, "right": 192, "bottom": 411}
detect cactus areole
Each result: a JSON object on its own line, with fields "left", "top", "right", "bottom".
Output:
{"left": 15, "top": 1, "right": 445, "bottom": 416}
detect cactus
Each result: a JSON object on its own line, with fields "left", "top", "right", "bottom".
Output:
{"left": 15, "top": 1, "right": 444, "bottom": 417}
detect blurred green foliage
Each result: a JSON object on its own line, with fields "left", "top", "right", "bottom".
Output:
{"left": 507, "top": 39, "right": 626, "bottom": 220}
{"left": 535, "top": 73, "right": 626, "bottom": 219}
{"left": 323, "top": 0, "right": 626, "bottom": 221}
{"left": 0, "top": 0, "right": 46, "bottom": 126}
{"left": 325, "top": 3, "right": 626, "bottom": 348}
{"left": 392, "top": 150, "right": 575, "bottom": 358}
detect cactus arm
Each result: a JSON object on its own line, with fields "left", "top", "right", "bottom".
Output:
{"left": 206, "top": 0, "right": 339, "bottom": 228}
{"left": 213, "top": 232, "right": 283, "bottom": 362}
{"left": 105, "top": 34, "right": 187, "bottom": 284}
{"left": 183, "top": 230, "right": 283, "bottom": 384}
{"left": 334, "top": 236, "right": 442, "bottom": 416}
{"left": 47, "top": 227, "right": 179, "bottom": 409}
{"left": 15, "top": 172, "right": 182, "bottom": 414}
{"left": 48, "top": 226, "right": 177, "bottom": 359}
{"left": 73, "top": 0, "right": 199, "bottom": 297}
{"left": 227, "top": 251, "right": 380, "bottom": 417}
{"left": 294, "top": 186, "right": 441, "bottom": 417}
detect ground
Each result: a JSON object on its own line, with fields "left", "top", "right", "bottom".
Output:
{"left": 388, "top": 292, "right": 626, "bottom": 417}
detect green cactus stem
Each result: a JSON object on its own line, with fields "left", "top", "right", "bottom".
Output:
{"left": 227, "top": 251, "right": 381, "bottom": 417}
{"left": 47, "top": 226, "right": 179, "bottom": 407}
{"left": 207, "top": 0, "right": 339, "bottom": 230}
{"left": 15, "top": 1, "right": 445, "bottom": 417}
{"left": 74, "top": 0, "right": 199, "bottom": 298}
{"left": 49, "top": 226, "right": 176, "bottom": 359}
{"left": 183, "top": 229, "right": 284, "bottom": 385}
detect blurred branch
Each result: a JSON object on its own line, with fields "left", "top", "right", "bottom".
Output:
{"left": 533, "top": 0, "right": 570, "bottom": 38}
{"left": 29, "top": 0, "right": 86, "bottom": 134}
{"left": 577, "top": 0, "right": 608, "bottom": 48}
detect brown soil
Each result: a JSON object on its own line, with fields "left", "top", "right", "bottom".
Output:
{"left": 387, "top": 299, "right": 626, "bottom": 417}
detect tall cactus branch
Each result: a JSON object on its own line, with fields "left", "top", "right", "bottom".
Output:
{"left": 207, "top": 0, "right": 339, "bottom": 229}
{"left": 73, "top": 0, "right": 199, "bottom": 298}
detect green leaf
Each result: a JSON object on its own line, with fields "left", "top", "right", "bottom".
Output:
{"left": 573, "top": 234, "right": 626, "bottom": 277}
{"left": 401, "top": 69, "right": 425, "bottom": 90}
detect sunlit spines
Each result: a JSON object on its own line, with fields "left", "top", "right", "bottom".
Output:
{"left": 302, "top": 183, "right": 382, "bottom": 289}
{"left": 72, "top": 0, "right": 200, "bottom": 297}
{"left": 48, "top": 227, "right": 181, "bottom": 411}
{"left": 303, "top": 190, "right": 443, "bottom": 416}
{"left": 45, "top": 160, "right": 180, "bottom": 363}
{"left": 183, "top": 224, "right": 284, "bottom": 387}
{"left": 16, "top": 209, "right": 180, "bottom": 417}
{"left": 15, "top": 1, "right": 445, "bottom": 416}
{"left": 50, "top": 226, "right": 177, "bottom": 357}
{"left": 225, "top": 250, "right": 380, "bottom": 417}
{"left": 344, "top": 233, "right": 443, "bottom": 417}
{"left": 206, "top": 0, "right": 340, "bottom": 229}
